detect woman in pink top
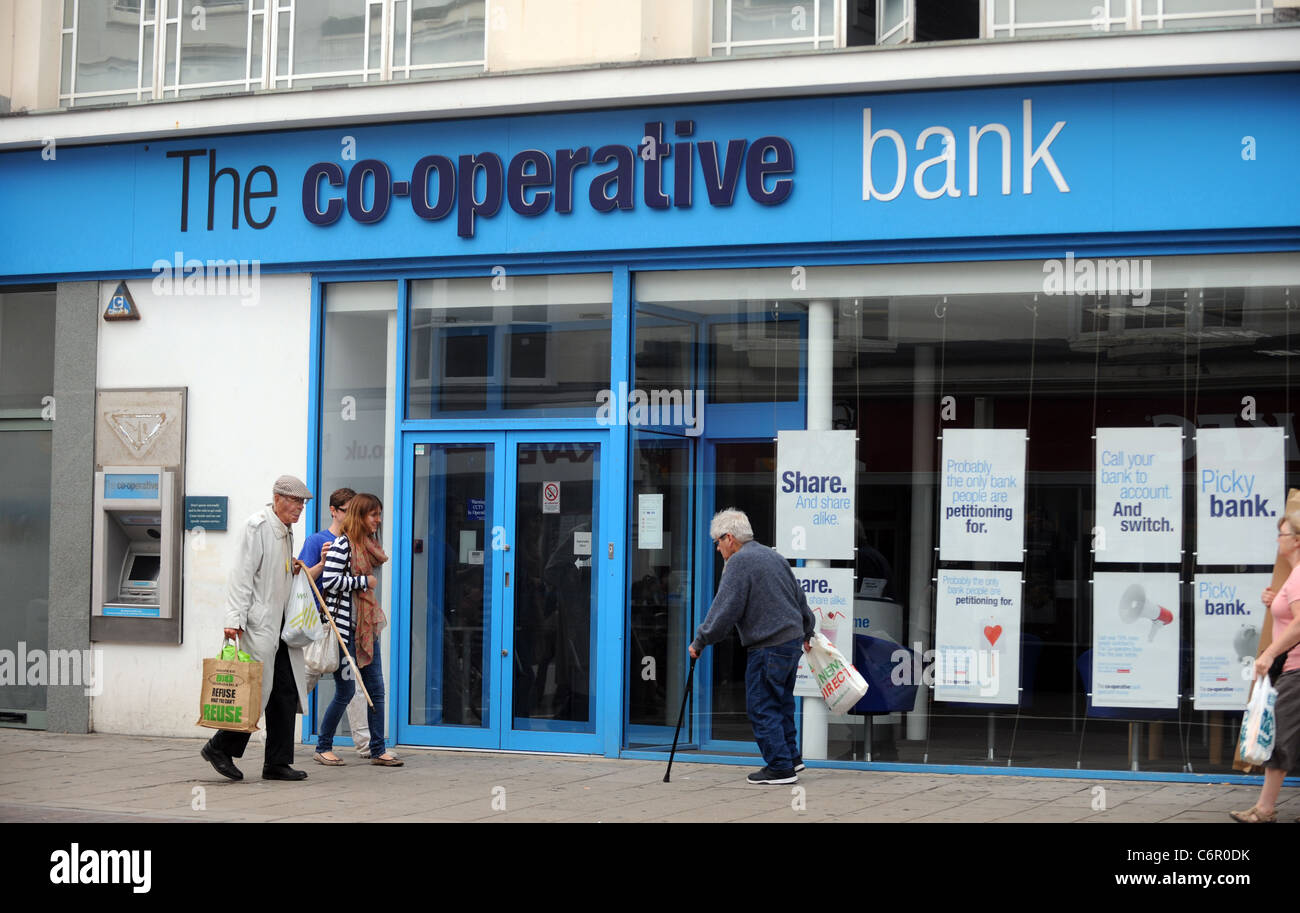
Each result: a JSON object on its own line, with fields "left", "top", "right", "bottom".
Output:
{"left": 1230, "top": 516, "right": 1300, "bottom": 823}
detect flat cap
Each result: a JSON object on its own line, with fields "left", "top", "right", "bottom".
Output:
{"left": 272, "top": 475, "right": 313, "bottom": 500}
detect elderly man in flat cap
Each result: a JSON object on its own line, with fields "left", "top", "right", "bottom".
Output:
{"left": 202, "top": 476, "right": 315, "bottom": 782}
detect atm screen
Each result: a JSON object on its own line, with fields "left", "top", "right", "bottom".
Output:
{"left": 128, "top": 554, "right": 161, "bottom": 583}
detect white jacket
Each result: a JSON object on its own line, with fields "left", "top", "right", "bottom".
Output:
{"left": 223, "top": 505, "right": 310, "bottom": 713}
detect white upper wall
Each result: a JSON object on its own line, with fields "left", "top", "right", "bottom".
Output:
{"left": 486, "top": 0, "right": 709, "bottom": 70}
{"left": 91, "top": 272, "right": 313, "bottom": 738}
{"left": 1, "top": 0, "right": 61, "bottom": 113}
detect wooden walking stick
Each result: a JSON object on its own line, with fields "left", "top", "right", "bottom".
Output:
{"left": 299, "top": 562, "right": 374, "bottom": 709}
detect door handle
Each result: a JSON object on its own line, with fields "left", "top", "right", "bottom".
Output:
{"left": 502, "top": 648, "right": 509, "bottom": 657}
{"left": 504, "top": 571, "right": 510, "bottom": 587}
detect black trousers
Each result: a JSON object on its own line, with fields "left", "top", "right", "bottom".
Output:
{"left": 211, "top": 638, "right": 298, "bottom": 767}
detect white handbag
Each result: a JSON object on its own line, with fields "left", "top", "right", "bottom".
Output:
{"left": 304, "top": 620, "right": 340, "bottom": 676}
{"left": 281, "top": 572, "right": 327, "bottom": 647}
{"left": 806, "top": 631, "right": 869, "bottom": 713}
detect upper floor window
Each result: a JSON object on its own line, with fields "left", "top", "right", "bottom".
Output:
{"left": 989, "top": 0, "right": 1275, "bottom": 37}
{"left": 711, "top": 0, "right": 1277, "bottom": 55}
{"left": 711, "top": 0, "right": 839, "bottom": 55}
{"left": 59, "top": 0, "right": 485, "bottom": 107}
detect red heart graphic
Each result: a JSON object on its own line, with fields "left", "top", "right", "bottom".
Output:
{"left": 983, "top": 625, "right": 1003, "bottom": 646}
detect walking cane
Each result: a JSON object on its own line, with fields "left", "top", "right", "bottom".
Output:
{"left": 663, "top": 655, "right": 697, "bottom": 783}
{"left": 300, "top": 562, "right": 374, "bottom": 709}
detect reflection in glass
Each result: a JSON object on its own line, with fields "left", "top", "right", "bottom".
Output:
{"left": 409, "top": 444, "right": 493, "bottom": 727}
{"left": 406, "top": 275, "right": 612, "bottom": 418}
{"left": 708, "top": 441, "right": 776, "bottom": 742}
{"left": 281, "top": 0, "right": 365, "bottom": 86}
{"left": 626, "top": 434, "right": 692, "bottom": 743}
{"left": 0, "top": 291, "right": 57, "bottom": 411}
{"left": 74, "top": 0, "right": 146, "bottom": 96}
{"left": 175, "top": 0, "right": 250, "bottom": 89}
{"left": 0, "top": 431, "right": 52, "bottom": 717}
{"left": 512, "top": 442, "right": 598, "bottom": 732}
{"left": 409, "top": 0, "right": 485, "bottom": 68}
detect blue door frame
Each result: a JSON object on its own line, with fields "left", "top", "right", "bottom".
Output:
{"left": 394, "top": 428, "right": 618, "bottom": 755}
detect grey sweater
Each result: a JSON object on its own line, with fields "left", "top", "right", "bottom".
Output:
{"left": 691, "top": 540, "right": 817, "bottom": 653}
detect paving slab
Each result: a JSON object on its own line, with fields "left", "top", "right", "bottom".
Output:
{"left": 0, "top": 728, "right": 1291, "bottom": 824}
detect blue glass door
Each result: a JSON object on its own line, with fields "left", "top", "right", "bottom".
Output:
{"left": 398, "top": 431, "right": 605, "bottom": 754}
{"left": 502, "top": 433, "right": 602, "bottom": 753}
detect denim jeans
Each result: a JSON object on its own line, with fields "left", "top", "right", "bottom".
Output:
{"left": 317, "top": 638, "right": 386, "bottom": 758}
{"left": 745, "top": 636, "right": 803, "bottom": 773}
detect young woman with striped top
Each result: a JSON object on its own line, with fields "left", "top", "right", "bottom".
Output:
{"left": 314, "top": 493, "right": 403, "bottom": 767}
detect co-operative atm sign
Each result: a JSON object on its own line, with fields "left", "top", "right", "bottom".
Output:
{"left": 104, "top": 474, "right": 160, "bottom": 500}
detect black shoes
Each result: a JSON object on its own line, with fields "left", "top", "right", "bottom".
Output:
{"left": 202, "top": 741, "right": 306, "bottom": 781}
{"left": 262, "top": 764, "right": 308, "bottom": 781}
{"left": 793, "top": 756, "right": 806, "bottom": 773}
{"left": 747, "top": 766, "right": 798, "bottom": 785}
{"left": 201, "top": 741, "right": 243, "bottom": 781}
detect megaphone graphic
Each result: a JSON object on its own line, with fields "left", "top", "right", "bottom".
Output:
{"left": 1118, "top": 583, "right": 1174, "bottom": 642}
{"left": 1233, "top": 625, "right": 1259, "bottom": 663}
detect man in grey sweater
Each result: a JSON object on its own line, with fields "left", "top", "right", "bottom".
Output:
{"left": 690, "top": 508, "right": 816, "bottom": 785}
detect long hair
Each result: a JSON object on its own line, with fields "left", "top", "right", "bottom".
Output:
{"left": 339, "top": 492, "right": 383, "bottom": 550}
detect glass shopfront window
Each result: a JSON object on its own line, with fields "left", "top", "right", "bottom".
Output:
{"left": 627, "top": 254, "right": 1299, "bottom": 775}
{"left": 313, "top": 280, "right": 398, "bottom": 739}
{"left": 406, "top": 273, "right": 612, "bottom": 419}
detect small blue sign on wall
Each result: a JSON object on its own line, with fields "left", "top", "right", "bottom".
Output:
{"left": 185, "top": 496, "right": 228, "bottom": 531}
{"left": 467, "top": 498, "right": 485, "bottom": 521}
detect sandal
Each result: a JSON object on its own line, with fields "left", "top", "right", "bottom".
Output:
{"left": 371, "top": 753, "right": 404, "bottom": 767}
{"left": 312, "top": 752, "right": 346, "bottom": 766}
{"left": 1228, "top": 806, "right": 1275, "bottom": 823}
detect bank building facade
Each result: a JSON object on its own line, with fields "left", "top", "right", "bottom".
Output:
{"left": 1, "top": 0, "right": 1297, "bottom": 784}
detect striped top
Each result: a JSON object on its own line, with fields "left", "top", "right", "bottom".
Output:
{"left": 320, "top": 534, "right": 369, "bottom": 645}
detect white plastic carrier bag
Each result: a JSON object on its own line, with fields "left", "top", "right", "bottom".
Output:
{"left": 806, "top": 631, "right": 869, "bottom": 714}
{"left": 1238, "top": 674, "right": 1277, "bottom": 767}
{"left": 281, "top": 571, "right": 327, "bottom": 648}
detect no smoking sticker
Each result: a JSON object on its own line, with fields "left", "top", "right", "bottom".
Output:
{"left": 542, "top": 481, "right": 560, "bottom": 514}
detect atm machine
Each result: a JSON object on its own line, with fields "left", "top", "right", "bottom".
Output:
{"left": 92, "top": 467, "right": 180, "bottom": 620}
{"left": 91, "top": 387, "right": 186, "bottom": 644}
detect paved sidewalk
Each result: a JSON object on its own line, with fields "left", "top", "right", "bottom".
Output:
{"left": 0, "top": 729, "right": 1289, "bottom": 823}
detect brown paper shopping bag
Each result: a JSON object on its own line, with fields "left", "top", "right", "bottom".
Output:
{"left": 196, "top": 640, "right": 263, "bottom": 733}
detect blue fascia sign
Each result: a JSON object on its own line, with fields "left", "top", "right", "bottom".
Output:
{"left": 0, "top": 74, "right": 1297, "bottom": 279}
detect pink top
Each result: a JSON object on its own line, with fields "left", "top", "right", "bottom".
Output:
{"left": 1271, "top": 564, "right": 1300, "bottom": 675}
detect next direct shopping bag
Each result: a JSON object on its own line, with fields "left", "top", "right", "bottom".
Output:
{"left": 1238, "top": 674, "right": 1277, "bottom": 767}
{"left": 197, "top": 638, "right": 263, "bottom": 733}
{"left": 806, "top": 631, "right": 869, "bottom": 714}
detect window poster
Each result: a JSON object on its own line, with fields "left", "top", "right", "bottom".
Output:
{"left": 1092, "top": 572, "right": 1180, "bottom": 709}
{"left": 933, "top": 569, "right": 1022, "bottom": 705}
{"left": 793, "top": 568, "right": 856, "bottom": 701}
{"left": 1192, "top": 573, "right": 1272, "bottom": 710}
{"left": 938, "top": 429, "right": 1026, "bottom": 563}
{"left": 775, "top": 430, "right": 856, "bottom": 560}
{"left": 1196, "top": 427, "right": 1285, "bottom": 566}
{"left": 637, "top": 493, "right": 663, "bottom": 550}
{"left": 1094, "top": 427, "right": 1183, "bottom": 564}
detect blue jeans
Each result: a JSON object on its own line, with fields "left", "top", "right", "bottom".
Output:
{"left": 745, "top": 637, "right": 802, "bottom": 773}
{"left": 317, "top": 638, "right": 386, "bottom": 757}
